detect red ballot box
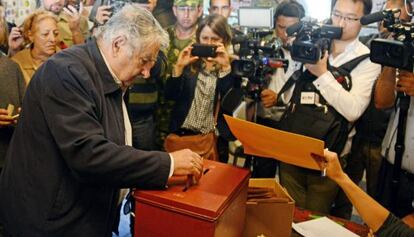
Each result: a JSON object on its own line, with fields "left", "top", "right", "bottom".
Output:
{"left": 133, "top": 160, "right": 250, "bottom": 237}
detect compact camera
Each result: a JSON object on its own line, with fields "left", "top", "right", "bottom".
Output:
{"left": 191, "top": 43, "right": 218, "bottom": 58}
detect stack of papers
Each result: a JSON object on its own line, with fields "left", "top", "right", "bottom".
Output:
{"left": 292, "top": 217, "right": 359, "bottom": 237}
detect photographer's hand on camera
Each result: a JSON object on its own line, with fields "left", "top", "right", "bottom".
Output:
{"left": 396, "top": 70, "right": 414, "bottom": 97}
{"left": 304, "top": 51, "right": 329, "bottom": 77}
{"left": 375, "top": 67, "right": 399, "bottom": 109}
{"left": 173, "top": 45, "right": 199, "bottom": 77}
{"left": 261, "top": 89, "right": 277, "bottom": 108}
{"left": 207, "top": 43, "right": 231, "bottom": 73}
{"left": 95, "top": 5, "right": 112, "bottom": 25}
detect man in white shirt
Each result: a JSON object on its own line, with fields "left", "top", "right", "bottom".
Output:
{"left": 278, "top": 0, "right": 381, "bottom": 214}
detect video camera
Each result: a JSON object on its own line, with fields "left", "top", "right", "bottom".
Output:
{"left": 360, "top": 8, "right": 414, "bottom": 71}
{"left": 286, "top": 20, "right": 342, "bottom": 64}
{"left": 230, "top": 8, "right": 289, "bottom": 100}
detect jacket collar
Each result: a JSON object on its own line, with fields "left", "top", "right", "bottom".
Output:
{"left": 86, "top": 37, "right": 121, "bottom": 95}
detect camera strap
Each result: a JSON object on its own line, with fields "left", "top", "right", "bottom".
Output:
{"left": 328, "top": 53, "right": 370, "bottom": 91}
{"left": 276, "top": 53, "right": 370, "bottom": 106}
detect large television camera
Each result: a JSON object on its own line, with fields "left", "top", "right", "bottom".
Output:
{"left": 360, "top": 8, "right": 414, "bottom": 71}
{"left": 228, "top": 8, "right": 289, "bottom": 101}
{"left": 286, "top": 20, "right": 342, "bottom": 64}
{"left": 231, "top": 33, "right": 288, "bottom": 100}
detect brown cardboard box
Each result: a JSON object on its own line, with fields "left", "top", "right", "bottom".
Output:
{"left": 243, "top": 178, "right": 295, "bottom": 237}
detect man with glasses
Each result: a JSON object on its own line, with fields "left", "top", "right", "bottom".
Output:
{"left": 279, "top": 0, "right": 381, "bottom": 215}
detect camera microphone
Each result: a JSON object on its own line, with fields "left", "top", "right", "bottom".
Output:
{"left": 286, "top": 22, "right": 303, "bottom": 36}
{"left": 360, "top": 11, "right": 385, "bottom": 25}
{"left": 231, "top": 35, "right": 249, "bottom": 44}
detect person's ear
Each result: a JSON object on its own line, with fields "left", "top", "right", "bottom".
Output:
{"left": 197, "top": 6, "right": 203, "bottom": 17}
{"left": 172, "top": 6, "right": 178, "bottom": 17}
{"left": 111, "top": 35, "right": 127, "bottom": 57}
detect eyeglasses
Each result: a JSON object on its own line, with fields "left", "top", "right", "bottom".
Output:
{"left": 331, "top": 12, "right": 360, "bottom": 23}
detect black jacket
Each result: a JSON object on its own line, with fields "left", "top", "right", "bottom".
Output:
{"left": 0, "top": 39, "right": 171, "bottom": 237}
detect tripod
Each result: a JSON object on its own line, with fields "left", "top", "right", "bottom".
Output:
{"left": 390, "top": 90, "right": 411, "bottom": 213}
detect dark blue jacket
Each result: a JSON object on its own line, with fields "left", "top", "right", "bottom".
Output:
{"left": 0, "top": 38, "right": 171, "bottom": 237}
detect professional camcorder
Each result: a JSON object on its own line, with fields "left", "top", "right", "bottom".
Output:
{"left": 360, "top": 8, "right": 414, "bottom": 71}
{"left": 228, "top": 7, "right": 288, "bottom": 100}
{"left": 286, "top": 20, "right": 342, "bottom": 64}
{"left": 231, "top": 33, "right": 288, "bottom": 100}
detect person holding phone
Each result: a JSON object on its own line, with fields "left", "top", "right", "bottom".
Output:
{"left": 164, "top": 14, "right": 234, "bottom": 161}
{"left": 42, "top": 0, "right": 89, "bottom": 47}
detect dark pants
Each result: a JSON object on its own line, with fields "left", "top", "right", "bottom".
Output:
{"left": 217, "top": 136, "right": 229, "bottom": 164}
{"left": 132, "top": 114, "right": 156, "bottom": 151}
{"left": 376, "top": 159, "right": 414, "bottom": 218}
{"left": 279, "top": 163, "right": 339, "bottom": 214}
{"left": 331, "top": 141, "right": 383, "bottom": 219}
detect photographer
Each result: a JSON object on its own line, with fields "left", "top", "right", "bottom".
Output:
{"left": 251, "top": 0, "right": 305, "bottom": 178}
{"left": 279, "top": 0, "right": 381, "bottom": 215}
{"left": 375, "top": 66, "right": 414, "bottom": 218}
{"left": 164, "top": 14, "right": 234, "bottom": 161}
{"left": 336, "top": 0, "right": 412, "bottom": 220}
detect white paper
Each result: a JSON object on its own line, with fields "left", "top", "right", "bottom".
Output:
{"left": 232, "top": 101, "right": 246, "bottom": 120}
{"left": 292, "top": 217, "right": 359, "bottom": 237}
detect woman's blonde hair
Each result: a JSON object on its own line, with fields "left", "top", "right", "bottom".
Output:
{"left": 0, "top": 6, "right": 8, "bottom": 48}
{"left": 22, "top": 10, "right": 58, "bottom": 46}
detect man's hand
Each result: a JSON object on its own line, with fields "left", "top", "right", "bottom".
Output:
{"left": 397, "top": 70, "right": 414, "bottom": 97}
{"left": 260, "top": 89, "right": 277, "bottom": 108}
{"left": 8, "top": 27, "right": 24, "bottom": 56}
{"left": 305, "top": 51, "right": 329, "bottom": 77}
{"left": 170, "top": 149, "right": 203, "bottom": 181}
{"left": 63, "top": 2, "right": 84, "bottom": 32}
{"left": 95, "top": 5, "right": 112, "bottom": 25}
{"left": 0, "top": 108, "right": 15, "bottom": 127}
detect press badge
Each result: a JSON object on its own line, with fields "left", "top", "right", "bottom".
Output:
{"left": 300, "top": 92, "right": 320, "bottom": 105}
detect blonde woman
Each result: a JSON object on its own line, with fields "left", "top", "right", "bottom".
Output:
{"left": 0, "top": 5, "right": 8, "bottom": 55}
{"left": 12, "top": 10, "right": 60, "bottom": 85}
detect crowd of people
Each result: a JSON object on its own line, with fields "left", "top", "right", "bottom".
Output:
{"left": 0, "top": 0, "right": 413, "bottom": 236}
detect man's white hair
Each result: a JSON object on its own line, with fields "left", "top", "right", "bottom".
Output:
{"left": 95, "top": 4, "right": 169, "bottom": 57}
